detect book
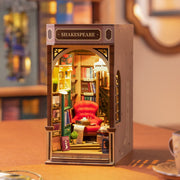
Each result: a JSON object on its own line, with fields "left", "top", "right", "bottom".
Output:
{"left": 56, "top": 1, "right": 73, "bottom": 24}
{"left": 90, "top": 67, "right": 93, "bottom": 79}
{"left": 52, "top": 135, "right": 61, "bottom": 151}
{"left": 68, "top": 109, "right": 72, "bottom": 123}
{"left": 81, "top": 82, "right": 89, "bottom": 93}
{"left": 64, "top": 111, "right": 67, "bottom": 126}
{"left": 52, "top": 109, "right": 60, "bottom": 118}
{"left": 81, "top": 95, "right": 84, "bottom": 100}
{"left": 64, "top": 110, "right": 71, "bottom": 126}
{"left": 52, "top": 130, "right": 61, "bottom": 151}
{"left": 81, "top": 67, "right": 94, "bottom": 80}
{"left": 61, "top": 136, "right": 70, "bottom": 151}
{"left": 53, "top": 123, "right": 61, "bottom": 130}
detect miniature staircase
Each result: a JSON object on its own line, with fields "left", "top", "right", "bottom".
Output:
{"left": 49, "top": 143, "right": 110, "bottom": 165}
{"left": 70, "top": 142, "right": 101, "bottom": 150}
{"left": 50, "top": 150, "right": 110, "bottom": 164}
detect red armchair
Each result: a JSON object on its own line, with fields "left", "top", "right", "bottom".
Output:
{"left": 72, "top": 100, "right": 103, "bottom": 136}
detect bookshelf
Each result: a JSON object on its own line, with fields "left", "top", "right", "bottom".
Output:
{"left": 61, "top": 91, "right": 72, "bottom": 140}
{"left": 59, "top": 66, "right": 72, "bottom": 91}
{"left": 52, "top": 93, "right": 61, "bottom": 123}
{"left": 96, "top": 71, "right": 109, "bottom": 119}
{"left": 81, "top": 65, "right": 96, "bottom": 101}
{"left": 71, "top": 65, "right": 78, "bottom": 107}
{"left": 51, "top": 92, "right": 62, "bottom": 151}
{"left": 51, "top": 56, "right": 73, "bottom": 149}
{"left": 72, "top": 54, "right": 99, "bottom": 104}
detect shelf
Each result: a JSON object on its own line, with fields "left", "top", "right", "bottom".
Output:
{"left": 59, "top": 65, "right": 72, "bottom": 67}
{"left": 102, "top": 87, "right": 110, "bottom": 90}
{"left": 52, "top": 106, "right": 61, "bottom": 110}
{"left": 52, "top": 92, "right": 61, "bottom": 95}
{"left": 52, "top": 130, "right": 61, "bottom": 137}
{"left": 52, "top": 117, "right": 61, "bottom": 123}
{"left": 0, "top": 85, "right": 47, "bottom": 97}
{"left": 81, "top": 78, "right": 95, "bottom": 82}
{"left": 81, "top": 65, "right": 94, "bottom": 67}
{"left": 81, "top": 92, "right": 95, "bottom": 96}
{"left": 60, "top": 88, "right": 71, "bottom": 91}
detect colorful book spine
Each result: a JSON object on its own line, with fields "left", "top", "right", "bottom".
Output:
{"left": 81, "top": 67, "right": 94, "bottom": 79}
{"left": 56, "top": 0, "right": 73, "bottom": 24}
{"left": 64, "top": 110, "right": 71, "bottom": 126}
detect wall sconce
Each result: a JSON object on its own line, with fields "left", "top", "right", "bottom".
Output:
{"left": 94, "top": 58, "right": 107, "bottom": 72}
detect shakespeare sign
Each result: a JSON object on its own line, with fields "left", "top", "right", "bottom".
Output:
{"left": 46, "top": 24, "right": 114, "bottom": 45}
{"left": 56, "top": 29, "right": 101, "bottom": 40}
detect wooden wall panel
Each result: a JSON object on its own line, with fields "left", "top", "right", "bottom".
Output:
{"left": 114, "top": 24, "right": 133, "bottom": 164}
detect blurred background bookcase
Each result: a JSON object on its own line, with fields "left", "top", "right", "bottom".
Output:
{"left": 0, "top": 0, "right": 101, "bottom": 121}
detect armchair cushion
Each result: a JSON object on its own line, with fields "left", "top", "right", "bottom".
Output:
{"left": 74, "top": 100, "right": 98, "bottom": 115}
{"left": 84, "top": 125, "right": 100, "bottom": 133}
{"left": 72, "top": 101, "right": 103, "bottom": 135}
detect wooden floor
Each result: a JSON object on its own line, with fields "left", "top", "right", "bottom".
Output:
{"left": 54, "top": 141, "right": 103, "bottom": 155}
{"left": 54, "top": 149, "right": 102, "bottom": 154}
{"left": 0, "top": 119, "right": 175, "bottom": 179}
{"left": 70, "top": 142, "right": 101, "bottom": 150}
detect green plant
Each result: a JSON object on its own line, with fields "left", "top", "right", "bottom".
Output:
{"left": 71, "top": 131, "right": 78, "bottom": 139}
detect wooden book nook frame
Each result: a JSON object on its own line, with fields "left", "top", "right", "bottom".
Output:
{"left": 46, "top": 24, "right": 133, "bottom": 165}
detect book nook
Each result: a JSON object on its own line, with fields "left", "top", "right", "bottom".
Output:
{"left": 45, "top": 24, "right": 133, "bottom": 165}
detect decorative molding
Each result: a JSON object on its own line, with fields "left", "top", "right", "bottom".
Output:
{"left": 94, "top": 48, "right": 108, "bottom": 60}
{"left": 53, "top": 48, "right": 67, "bottom": 60}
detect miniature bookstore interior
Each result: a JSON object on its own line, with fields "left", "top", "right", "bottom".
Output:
{"left": 51, "top": 49, "right": 111, "bottom": 163}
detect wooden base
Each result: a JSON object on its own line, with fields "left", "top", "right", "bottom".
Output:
{"left": 45, "top": 160, "right": 114, "bottom": 166}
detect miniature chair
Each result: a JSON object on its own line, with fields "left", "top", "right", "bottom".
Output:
{"left": 72, "top": 100, "right": 103, "bottom": 136}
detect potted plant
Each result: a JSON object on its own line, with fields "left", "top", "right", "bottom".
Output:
{"left": 71, "top": 131, "right": 78, "bottom": 144}
{"left": 52, "top": 78, "right": 58, "bottom": 92}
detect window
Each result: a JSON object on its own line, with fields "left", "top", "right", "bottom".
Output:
{"left": 115, "top": 70, "right": 121, "bottom": 123}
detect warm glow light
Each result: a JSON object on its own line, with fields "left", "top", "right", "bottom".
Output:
{"left": 66, "top": 2, "right": 73, "bottom": 14}
{"left": 50, "top": 17, "right": 56, "bottom": 24}
{"left": 59, "top": 90, "right": 68, "bottom": 95}
{"left": 133, "top": 4, "right": 142, "bottom": 19}
{"left": 22, "top": 13, "right": 28, "bottom": 34}
{"left": 25, "top": 56, "right": 31, "bottom": 75}
{"left": 94, "top": 58, "right": 107, "bottom": 72}
{"left": 49, "top": 1, "right": 57, "bottom": 14}
{"left": 59, "top": 66, "right": 72, "bottom": 72}
{"left": 13, "top": 13, "right": 21, "bottom": 28}
{"left": 13, "top": 55, "right": 20, "bottom": 73}
{"left": 3, "top": 14, "right": 12, "bottom": 25}
{"left": 133, "top": 3, "right": 146, "bottom": 25}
